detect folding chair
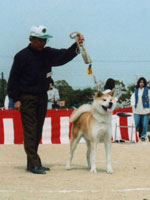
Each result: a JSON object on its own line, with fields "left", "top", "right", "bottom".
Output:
{"left": 113, "top": 112, "right": 137, "bottom": 143}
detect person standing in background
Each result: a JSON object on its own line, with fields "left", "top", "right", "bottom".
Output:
{"left": 47, "top": 78, "right": 60, "bottom": 109}
{"left": 103, "top": 78, "right": 115, "bottom": 94}
{"left": 131, "top": 77, "right": 150, "bottom": 141}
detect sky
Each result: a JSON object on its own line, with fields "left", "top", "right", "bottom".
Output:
{"left": 0, "top": 0, "right": 150, "bottom": 89}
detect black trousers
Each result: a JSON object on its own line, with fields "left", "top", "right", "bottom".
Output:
{"left": 20, "top": 93, "right": 48, "bottom": 169}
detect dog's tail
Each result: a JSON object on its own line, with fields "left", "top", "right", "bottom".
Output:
{"left": 70, "top": 104, "right": 92, "bottom": 122}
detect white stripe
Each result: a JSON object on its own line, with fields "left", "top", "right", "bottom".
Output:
{"left": 116, "top": 116, "right": 121, "bottom": 140}
{"left": 60, "top": 117, "right": 70, "bottom": 144}
{"left": 1, "top": 188, "right": 150, "bottom": 194}
{"left": 0, "top": 190, "right": 15, "bottom": 193}
{"left": 116, "top": 187, "right": 150, "bottom": 192}
{"left": 127, "top": 113, "right": 136, "bottom": 142}
{"left": 46, "top": 188, "right": 150, "bottom": 193}
{"left": 112, "top": 115, "right": 121, "bottom": 141}
{"left": 42, "top": 117, "right": 52, "bottom": 144}
{"left": 112, "top": 115, "right": 117, "bottom": 140}
{"left": 3, "top": 118, "right": 14, "bottom": 144}
{"left": 46, "top": 190, "right": 100, "bottom": 193}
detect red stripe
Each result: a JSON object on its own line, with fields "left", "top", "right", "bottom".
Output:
{"left": 46, "top": 110, "right": 60, "bottom": 144}
{"left": 52, "top": 113, "right": 61, "bottom": 144}
{"left": 40, "top": 138, "right": 42, "bottom": 144}
{"left": 13, "top": 111, "right": 24, "bottom": 144}
{"left": 0, "top": 112, "right": 4, "bottom": 144}
{"left": 69, "top": 122, "right": 73, "bottom": 140}
{"left": 113, "top": 107, "right": 132, "bottom": 115}
{"left": 119, "top": 117, "right": 129, "bottom": 140}
{"left": 135, "top": 130, "right": 138, "bottom": 142}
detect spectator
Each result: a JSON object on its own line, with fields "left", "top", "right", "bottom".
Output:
{"left": 103, "top": 78, "right": 126, "bottom": 143}
{"left": 7, "top": 25, "right": 84, "bottom": 174}
{"left": 47, "top": 79, "right": 60, "bottom": 109}
{"left": 103, "top": 78, "right": 115, "bottom": 94}
{"left": 131, "top": 77, "right": 150, "bottom": 141}
{"left": 4, "top": 94, "right": 14, "bottom": 109}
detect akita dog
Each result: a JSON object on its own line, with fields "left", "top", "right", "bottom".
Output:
{"left": 66, "top": 90, "right": 117, "bottom": 173}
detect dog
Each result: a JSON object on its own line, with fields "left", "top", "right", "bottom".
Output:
{"left": 66, "top": 90, "right": 117, "bottom": 173}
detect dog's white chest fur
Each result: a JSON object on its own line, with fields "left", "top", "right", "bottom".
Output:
{"left": 91, "top": 117, "right": 112, "bottom": 142}
{"left": 80, "top": 112, "right": 112, "bottom": 142}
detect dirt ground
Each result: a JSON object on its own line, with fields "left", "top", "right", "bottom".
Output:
{"left": 1, "top": 140, "right": 150, "bottom": 200}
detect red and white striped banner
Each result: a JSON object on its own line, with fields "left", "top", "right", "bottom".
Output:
{"left": 0, "top": 107, "right": 138, "bottom": 144}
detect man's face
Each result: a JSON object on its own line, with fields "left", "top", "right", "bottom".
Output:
{"left": 30, "top": 37, "right": 47, "bottom": 51}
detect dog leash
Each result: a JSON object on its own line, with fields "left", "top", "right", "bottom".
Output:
{"left": 70, "top": 32, "right": 99, "bottom": 91}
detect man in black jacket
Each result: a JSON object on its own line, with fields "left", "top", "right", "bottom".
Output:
{"left": 7, "top": 25, "right": 84, "bottom": 174}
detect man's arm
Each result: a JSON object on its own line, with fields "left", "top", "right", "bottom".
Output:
{"left": 7, "top": 54, "right": 22, "bottom": 103}
{"left": 48, "top": 43, "right": 78, "bottom": 66}
{"left": 47, "top": 33, "right": 84, "bottom": 66}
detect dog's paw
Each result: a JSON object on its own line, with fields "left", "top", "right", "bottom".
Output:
{"left": 90, "top": 168, "right": 97, "bottom": 173}
{"left": 106, "top": 167, "right": 113, "bottom": 174}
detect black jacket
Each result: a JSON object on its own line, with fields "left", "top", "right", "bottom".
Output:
{"left": 7, "top": 43, "right": 78, "bottom": 102}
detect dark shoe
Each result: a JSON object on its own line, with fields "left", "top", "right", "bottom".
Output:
{"left": 27, "top": 166, "right": 50, "bottom": 171}
{"left": 141, "top": 138, "right": 146, "bottom": 142}
{"left": 148, "top": 135, "right": 150, "bottom": 142}
{"left": 41, "top": 166, "right": 50, "bottom": 171}
{"left": 28, "top": 166, "right": 46, "bottom": 174}
{"left": 114, "top": 140, "right": 125, "bottom": 143}
{"left": 120, "top": 140, "right": 125, "bottom": 143}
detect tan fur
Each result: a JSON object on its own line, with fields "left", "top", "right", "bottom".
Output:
{"left": 71, "top": 112, "right": 94, "bottom": 142}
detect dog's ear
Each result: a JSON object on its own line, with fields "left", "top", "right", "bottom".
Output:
{"left": 108, "top": 89, "right": 115, "bottom": 96}
{"left": 95, "top": 90, "right": 103, "bottom": 98}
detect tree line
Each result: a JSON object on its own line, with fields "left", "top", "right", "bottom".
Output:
{"left": 55, "top": 79, "right": 140, "bottom": 108}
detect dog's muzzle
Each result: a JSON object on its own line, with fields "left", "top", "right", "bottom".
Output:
{"left": 102, "top": 102, "right": 113, "bottom": 112}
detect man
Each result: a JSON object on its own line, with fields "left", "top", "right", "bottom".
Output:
{"left": 47, "top": 79, "right": 60, "bottom": 109}
{"left": 7, "top": 25, "right": 84, "bottom": 174}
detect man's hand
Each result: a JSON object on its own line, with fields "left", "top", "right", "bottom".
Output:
{"left": 14, "top": 101, "right": 21, "bottom": 111}
{"left": 77, "top": 33, "right": 84, "bottom": 43}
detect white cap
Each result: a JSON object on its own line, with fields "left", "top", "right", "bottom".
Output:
{"left": 30, "top": 25, "right": 53, "bottom": 39}
{"left": 103, "top": 89, "right": 112, "bottom": 94}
